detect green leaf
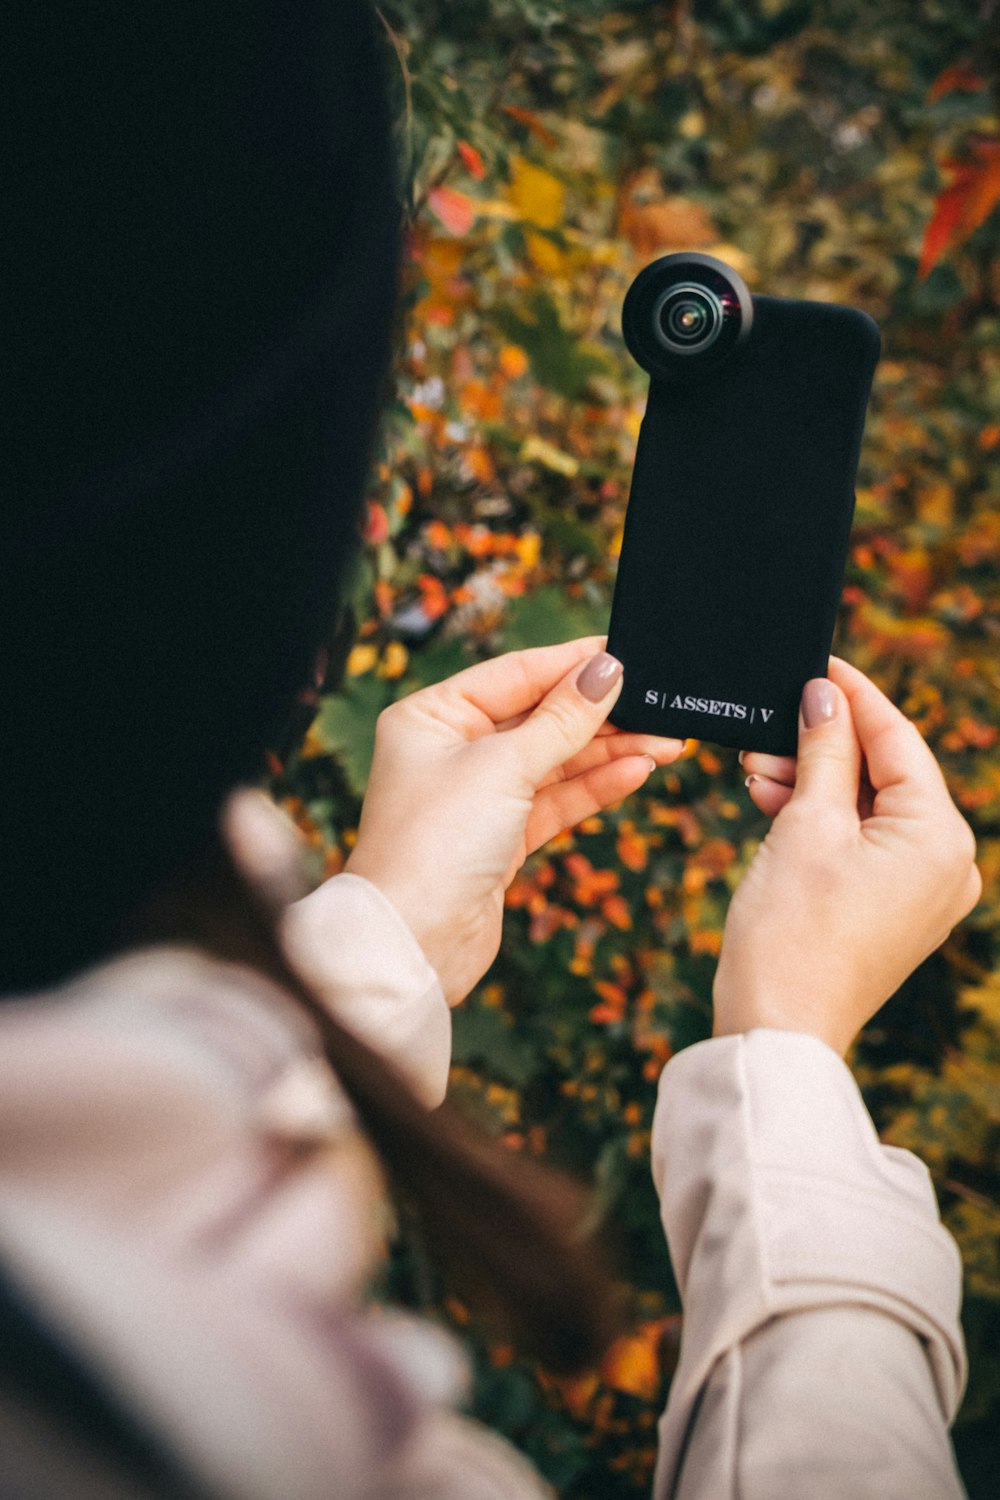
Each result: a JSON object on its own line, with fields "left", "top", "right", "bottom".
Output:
{"left": 311, "top": 676, "right": 394, "bottom": 795}
{"left": 451, "top": 1003, "right": 537, "bottom": 1087}
{"left": 492, "top": 289, "right": 613, "bottom": 399}
{"left": 502, "top": 583, "right": 608, "bottom": 650}
{"left": 402, "top": 631, "right": 476, "bottom": 690}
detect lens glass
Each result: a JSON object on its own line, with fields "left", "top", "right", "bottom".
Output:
{"left": 655, "top": 283, "right": 724, "bottom": 354}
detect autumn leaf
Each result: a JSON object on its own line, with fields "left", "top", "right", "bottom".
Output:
{"left": 376, "top": 640, "right": 409, "bottom": 679}
{"left": 601, "top": 893, "right": 633, "bottom": 930}
{"left": 590, "top": 980, "right": 627, "bottom": 1024}
{"left": 363, "top": 501, "right": 390, "bottom": 544}
{"left": 928, "top": 63, "right": 986, "bottom": 103}
{"left": 918, "top": 140, "right": 1000, "bottom": 279}
{"left": 500, "top": 104, "right": 558, "bottom": 148}
{"left": 617, "top": 171, "right": 718, "bottom": 257}
{"left": 508, "top": 156, "right": 565, "bottom": 229}
{"left": 428, "top": 184, "right": 476, "bottom": 236}
{"left": 346, "top": 643, "right": 378, "bottom": 676}
{"left": 456, "top": 139, "right": 486, "bottom": 179}
{"left": 303, "top": 10, "right": 1000, "bottom": 1480}
{"left": 601, "top": 1317, "right": 680, "bottom": 1400}
{"left": 498, "top": 343, "right": 529, "bottom": 379}
{"left": 617, "top": 825, "right": 649, "bottom": 872}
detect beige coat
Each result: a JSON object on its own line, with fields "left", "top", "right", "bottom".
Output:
{"left": 0, "top": 870, "right": 968, "bottom": 1498}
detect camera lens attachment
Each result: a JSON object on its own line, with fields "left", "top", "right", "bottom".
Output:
{"left": 622, "top": 252, "right": 753, "bottom": 383}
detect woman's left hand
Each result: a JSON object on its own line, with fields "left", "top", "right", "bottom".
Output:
{"left": 344, "top": 637, "right": 684, "bottom": 1004}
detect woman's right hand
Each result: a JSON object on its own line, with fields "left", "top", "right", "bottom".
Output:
{"left": 714, "top": 656, "right": 982, "bottom": 1057}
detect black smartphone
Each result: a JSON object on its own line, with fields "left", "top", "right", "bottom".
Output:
{"left": 606, "top": 252, "right": 880, "bottom": 756}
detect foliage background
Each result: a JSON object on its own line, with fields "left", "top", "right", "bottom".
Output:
{"left": 271, "top": 3, "right": 1000, "bottom": 1494}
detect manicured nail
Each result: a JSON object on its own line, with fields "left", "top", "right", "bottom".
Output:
{"left": 801, "top": 678, "right": 837, "bottom": 728}
{"left": 577, "top": 651, "right": 623, "bottom": 703}
{"left": 744, "top": 774, "right": 759, "bottom": 788}
{"left": 642, "top": 755, "right": 657, "bottom": 776}
{"left": 737, "top": 750, "right": 745, "bottom": 766}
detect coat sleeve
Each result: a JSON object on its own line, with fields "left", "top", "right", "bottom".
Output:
{"left": 280, "top": 873, "right": 451, "bottom": 1107}
{"left": 649, "top": 1030, "right": 968, "bottom": 1500}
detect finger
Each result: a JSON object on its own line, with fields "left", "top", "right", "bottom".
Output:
{"left": 738, "top": 750, "right": 797, "bottom": 787}
{"left": 524, "top": 755, "right": 656, "bottom": 853}
{"left": 744, "top": 773, "right": 794, "bottom": 819}
{"left": 429, "top": 636, "right": 608, "bottom": 730}
{"left": 788, "top": 675, "right": 863, "bottom": 816}
{"left": 826, "top": 656, "right": 954, "bottom": 817}
{"left": 537, "top": 729, "right": 685, "bottom": 787}
{"left": 500, "top": 649, "right": 626, "bottom": 790}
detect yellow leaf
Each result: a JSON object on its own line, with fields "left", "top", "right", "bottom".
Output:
{"left": 377, "top": 641, "right": 409, "bottom": 679}
{"left": 703, "top": 243, "right": 757, "bottom": 282}
{"left": 916, "top": 481, "right": 955, "bottom": 528}
{"left": 346, "top": 644, "right": 378, "bottom": 676}
{"left": 299, "top": 719, "right": 328, "bottom": 760}
{"left": 520, "top": 435, "right": 579, "bottom": 477}
{"left": 515, "top": 531, "right": 541, "bottom": 568}
{"left": 945, "top": 1200, "right": 1000, "bottom": 1299}
{"left": 508, "top": 156, "right": 565, "bottom": 229}
{"left": 678, "top": 109, "right": 706, "bottom": 138}
{"left": 469, "top": 198, "right": 521, "bottom": 221}
{"left": 961, "top": 972, "right": 1000, "bottom": 1032}
{"left": 525, "top": 229, "right": 567, "bottom": 273}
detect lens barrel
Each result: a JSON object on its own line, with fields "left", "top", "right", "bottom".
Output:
{"left": 622, "top": 253, "right": 753, "bottom": 383}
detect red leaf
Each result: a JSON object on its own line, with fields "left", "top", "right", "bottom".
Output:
{"left": 918, "top": 141, "right": 1000, "bottom": 279}
{"left": 456, "top": 140, "right": 486, "bottom": 180}
{"left": 500, "top": 104, "right": 558, "bottom": 148}
{"left": 363, "top": 501, "right": 390, "bottom": 544}
{"left": 428, "top": 185, "right": 475, "bottom": 236}
{"left": 928, "top": 63, "right": 985, "bottom": 103}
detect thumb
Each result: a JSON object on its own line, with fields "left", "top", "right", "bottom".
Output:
{"left": 503, "top": 650, "right": 624, "bottom": 788}
{"left": 790, "top": 676, "right": 863, "bottom": 811}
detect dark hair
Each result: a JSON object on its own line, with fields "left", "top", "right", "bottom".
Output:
{"left": 1, "top": 1, "right": 401, "bottom": 990}
{"left": 130, "top": 826, "right": 624, "bottom": 1373}
{"left": 1, "top": 2, "right": 623, "bottom": 1461}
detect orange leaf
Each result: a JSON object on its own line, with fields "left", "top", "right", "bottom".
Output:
{"left": 456, "top": 140, "right": 487, "bottom": 180}
{"left": 601, "top": 893, "right": 633, "bottom": 930}
{"left": 888, "top": 546, "right": 934, "bottom": 612}
{"left": 928, "top": 63, "right": 985, "bottom": 103}
{"left": 617, "top": 826, "right": 649, "bottom": 872}
{"left": 919, "top": 141, "right": 1000, "bottom": 279}
{"left": 374, "top": 578, "right": 394, "bottom": 617}
{"left": 592, "top": 980, "right": 627, "bottom": 1013}
{"left": 501, "top": 104, "right": 558, "bottom": 148}
{"left": 589, "top": 1001, "right": 622, "bottom": 1025}
{"left": 688, "top": 837, "right": 737, "bottom": 881}
{"left": 425, "top": 519, "right": 453, "bottom": 550}
{"left": 601, "top": 1318, "right": 679, "bottom": 1400}
{"left": 498, "top": 342, "right": 529, "bottom": 379}
{"left": 428, "top": 185, "right": 476, "bottom": 237}
{"left": 617, "top": 172, "right": 717, "bottom": 258}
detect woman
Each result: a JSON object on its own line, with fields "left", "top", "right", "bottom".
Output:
{"left": 0, "top": 4, "right": 980, "bottom": 1497}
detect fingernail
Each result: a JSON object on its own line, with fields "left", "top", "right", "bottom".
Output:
{"left": 744, "top": 774, "right": 759, "bottom": 788}
{"left": 577, "top": 651, "right": 623, "bottom": 703}
{"left": 801, "top": 678, "right": 837, "bottom": 729}
{"left": 737, "top": 750, "right": 745, "bottom": 766}
{"left": 643, "top": 754, "right": 657, "bottom": 776}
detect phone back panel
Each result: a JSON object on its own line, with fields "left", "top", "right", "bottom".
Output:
{"left": 606, "top": 295, "right": 880, "bottom": 754}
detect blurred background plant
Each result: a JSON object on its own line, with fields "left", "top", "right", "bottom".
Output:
{"left": 268, "top": 2, "right": 1000, "bottom": 1494}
